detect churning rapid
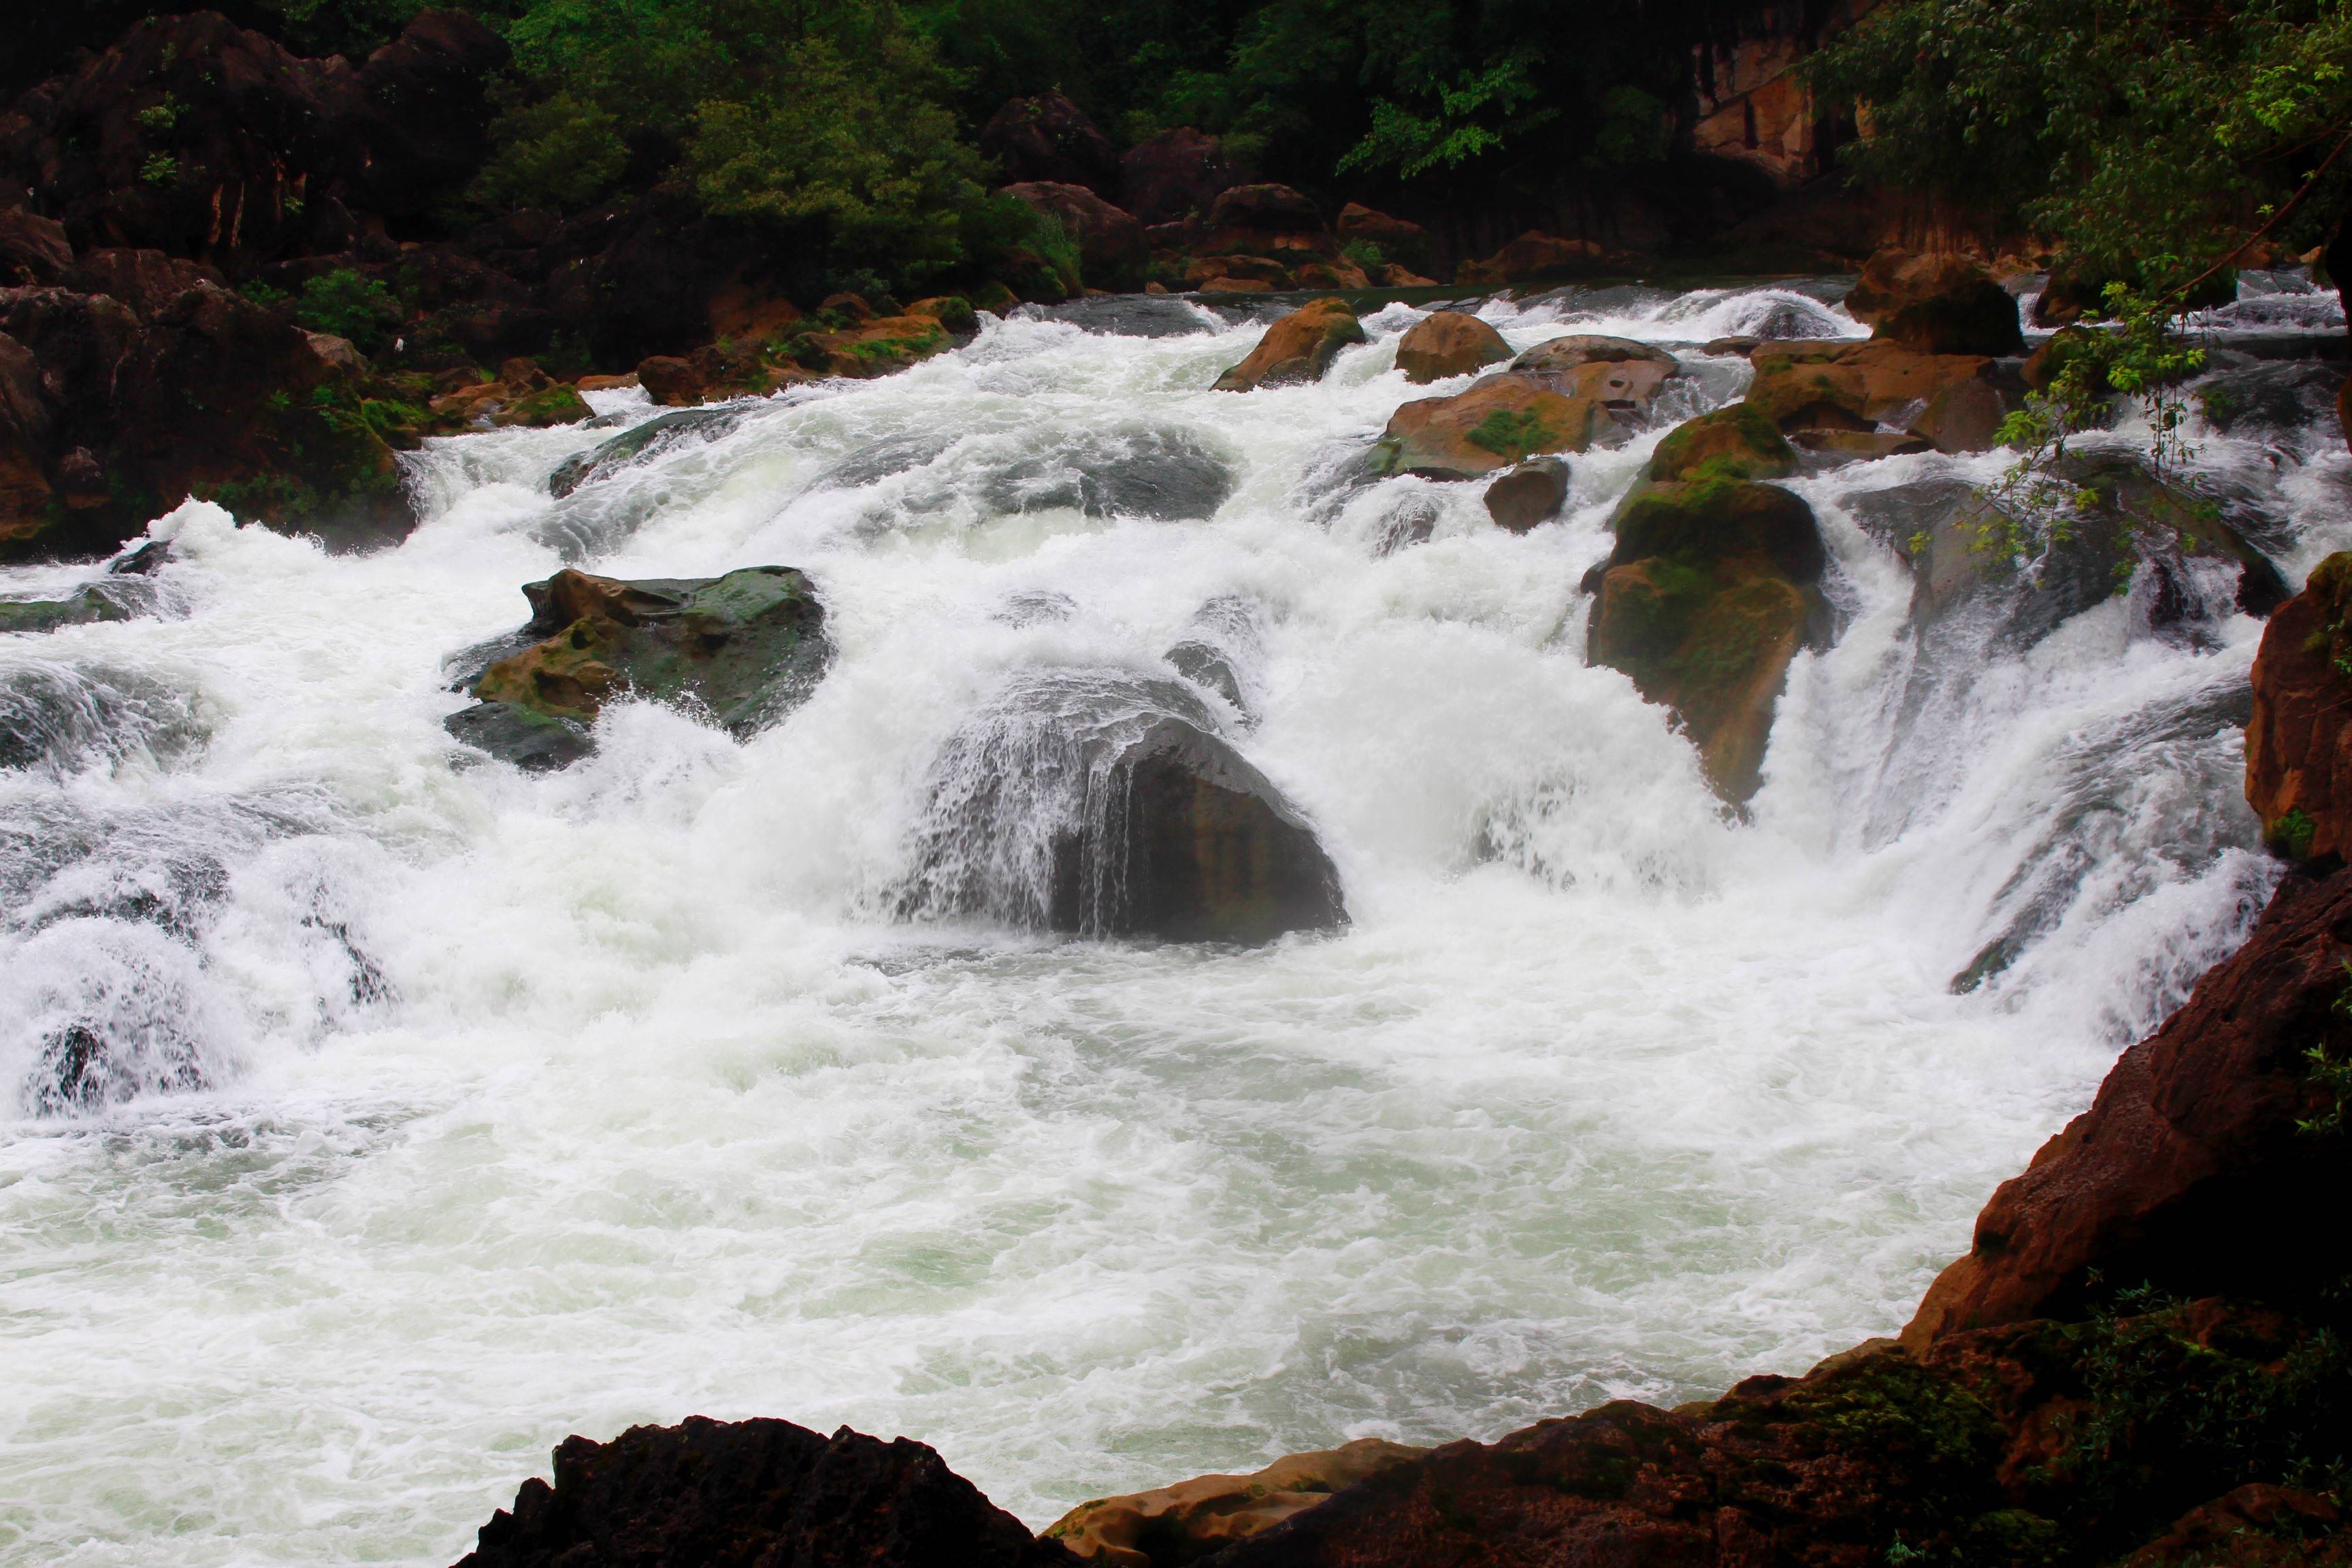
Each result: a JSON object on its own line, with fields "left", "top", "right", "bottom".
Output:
{"left": 1, "top": 276, "right": 2342, "bottom": 1565}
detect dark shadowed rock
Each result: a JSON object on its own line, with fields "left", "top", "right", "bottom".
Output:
{"left": 1203, "top": 184, "right": 1330, "bottom": 257}
{"left": 981, "top": 91, "right": 1120, "bottom": 195}
{"left": 453, "top": 1415, "right": 1073, "bottom": 1568}
{"left": 2245, "top": 553, "right": 2352, "bottom": 861}
{"left": 1120, "top": 127, "right": 1236, "bottom": 225}
{"left": 0, "top": 210, "right": 74, "bottom": 287}
{"left": 1844, "top": 248, "right": 2025, "bottom": 357}
{"left": 1394, "top": 311, "right": 1509, "bottom": 384}
{"left": 1048, "top": 1441, "right": 1426, "bottom": 1566}
{"left": 445, "top": 566, "right": 830, "bottom": 769}
{"left": 1212, "top": 299, "right": 1365, "bottom": 391}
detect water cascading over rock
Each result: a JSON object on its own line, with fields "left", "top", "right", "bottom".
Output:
{"left": 896, "top": 669, "right": 1344, "bottom": 943}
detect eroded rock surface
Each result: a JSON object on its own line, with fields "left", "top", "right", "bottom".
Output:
{"left": 1047, "top": 1440, "right": 1426, "bottom": 1567}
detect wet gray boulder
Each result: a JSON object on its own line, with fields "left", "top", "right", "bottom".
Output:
{"left": 546, "top": 406, "right": 747, "bottom": 498}
{"left": 982, "top": 427, "right": 1233, "bottom": 521}
{"left": 898, "top": 670, "right": 1343, "bottom": 944}
{"left": 444, "top": 566, "right": 830, "bottom": 770}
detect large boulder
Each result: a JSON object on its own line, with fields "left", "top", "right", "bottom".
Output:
{"left": 453, "top": 1416, "right": 1072, "bottom": 1568}
{"left": 71, "top": 248, "right": 224, "bottom": 319}
{"left": 1046, "top": 1440, "right": 1425, "bottom": 1567}
{"left": 1203, "top": 184, "right": 1331, "bottom": 257}
{"left": 1587, "top": 480, "right": 1828, "bottom": 801}
{"left": 1456, "top": 231, "right": 1624, "bottom": 286}
{"left": 1120, "top": 127, "right": 1235, "bottom": 225}
{"left": 1212, "top": 299, "right": 1366, "bottom": 391}
{"left": 1646, "top": 404, "right": 1798, "bottom": 481}
{"left": 0, "top": 210, "right": 74, "bottom": 287}
{"left": 2247, "top": 553, "right": 2352, "bottom": 862}
{"left": 1393, "top": 311, "right": 1509, "bottom": 383}
{"left": 445, "top": 566, "right": 831, "bottom": 770}
{"left": 1372, "top": 376, "right": 1609, "bottom": 479}
{"left": 1507, "top": 335, "right": 1681, "bottom": 412}
{"left": 1844, "top": 248, "right": 2025, "bottom": 356}
{"left": 1000, "top": 181, "right": 1147, "bottom": 292}
{"left": 1904, "top": 859, "right": 2352, "bottom": 1344}
{"left": 979, "top": 91, "right": 1120, "bottom": 195}
{"left": 1333, "top": 203, "right": 1431, "bottom": 272}
{"left": 1746, "top": 340, "right": 2014, "bottom": 454}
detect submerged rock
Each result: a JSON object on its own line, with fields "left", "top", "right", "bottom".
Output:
{"left": 898, "top": 670, "right": 1343, "bottom": 944}
{"left": 1212, "top": 299, "right": 1366, "bottom": 391}
{"left": 0, "top": 580, "right": 147, "bottom": 634}
{"left": 445, "top": 566, "right": 830, "bottom": 770}
{"left": 1373, "top": 376, "right": 1610, "bottom": 480}
{"left": 1047, "top": 1439, "right": 1426, "bottom": 1567}
{"left": 1393, "top": 311, "right": 1509, "bottom": 384}
{"left": 1587, "top": 479, "right": 1829, "bottom": 801}
{"left": 983, "top": 427, "right": 1234, "bottom": 521}
{"left": 453, "top": 1415, "right": 1071, "bottom": 1568}
{"left": 546, "top": 407, "right": 748, "bottom": 498}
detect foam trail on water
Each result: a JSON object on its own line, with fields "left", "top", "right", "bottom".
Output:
{"left": 0, "top": 282, "right": 2336, "bottom": 1563}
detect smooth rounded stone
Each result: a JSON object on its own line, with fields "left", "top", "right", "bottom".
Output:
{"left": 452, "top": 1416, "right": 1063, "bottom": 1568}
{"left": 546, "top": 406, "right": 749, "bottom": 498}
{"left": 982, "top": 427, "right": 1234, "bottom": 521}
{"left": 1166, "top": 638, "right": 1246, "bottom": 712}
{"left": 1394, "top": 310, "right": 1511, "bottom": 383}
{"left": 444, "top": 566, "right": 831, "bottom": 769}
{"left": 1047, "top": 1439, "right": 1427, "bottom": 1566}
{"left": 1373, "top": 375, "right": 1610, "bottom": 480}
{"left": 1507, "top": 334, "right": 1681, "bottom": 408}
{"left": 1844, "top": 248, "right": 2025, "bottom": 356}
{"left": 1746, "top": 340, "right": 2013, "bottom": 455}
{"left": 1484, "top": 456, "right": 1570, "bottom": 532}
{"left": 1612, "top": 480, "right": 1826, "bottom": 585}
{"left": 1211, "top": 298, "right": 1367, "bottom": 391}
{"left": 1648, "top": 404, "right": 1799, "bottom": 481}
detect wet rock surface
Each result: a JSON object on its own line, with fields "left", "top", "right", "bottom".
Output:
{"left": 1373, "top": 376, "right": 1610, "bottom": 480}
{"left": 1844, "top": 248, "right": 2025, "bottom": 357}
{"left": 1393, "top": 311, "right": 1509, "bottom": 384}
{"left": 1212, "top": 299, "right": 1366, "bottom": 391}
{"left": 1047, "top": 1439, "right": 1426, "bottom": 1567}
{"left": 453, "top": 1415, "right": 1073, "bottom": 1568}
{"left": 1506, "top": 334, "right": 1682, "bottom": 412}
{"left": 1746, "top": 340, "right": 2015, "bottom": 455}
{"left": 2247, "top": 553, "right": 2352, "bottom": 861}
{"left": 446, "top": 566, "right": 830, "bottom": 770}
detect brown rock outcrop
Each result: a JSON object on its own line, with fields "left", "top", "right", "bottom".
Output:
{"left": 1509, "top": 335, "right": 1681, "bottom": 410}
{"left": 1373, "top": 376, "right": 1608, "bottom": 478}
{"left": 1211, "top": 299, "right": 1366, "bottom": 391}
{"left": 1844, "top": 248, "right": 2025, "bottom": 356}
{"left": 2246, "top": 553, "right": 2352, "bottom": 862}
{"left": 453, "top": 1416, "right": 1073, "bottom": 1568}
{"left": 981, "top": 90, "right": 1120, "bottom": 195}
{"left": 1457, "top": 231, "right": 1627, "bottom": 285}
{"left": 1120, "top": 128, "right": 1235, "bottom": 225}
{"left": 1393, "top": 310, "right": 1509, "bottom": 383}
{"left": 1905, "top": 859, "right": 2352, "bottom": 1345}
{"left": 1746, "top": 339, "right": 2011, "bottom": 454}
{"left": 1047, "top": 1440, "right": 1424, "bottom": 1567}
{"left": 1646, "top": 404, "right": 1798, "bottom": 481}
{"left": 1203, "top": 184, "right": 1331, "bottom": 257}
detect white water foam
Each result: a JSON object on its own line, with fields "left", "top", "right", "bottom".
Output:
{"left": 0, "top": 283, "right": 2334, "bottom": 1563}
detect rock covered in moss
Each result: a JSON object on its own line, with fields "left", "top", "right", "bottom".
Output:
{"left": 1586, "top": 478, "right": 1827, "bottom": 801}
{"left": 1211, "top": 299, "right": 1366, "bottom": 391}
{"left": 1647, "top": 404, "right": 1798, "bottom": 482}
{"left": 1393, "top": 311, "right": 1509, "bottom": 384}
{"left": 1373, "top": 376, "right": 1609, "bottom": 480}
{"left": 445, "top": 566, "right": 830, "bottom": 770}
{"left": 453, "top": 1414, "right": 1073, "bottom": 1568}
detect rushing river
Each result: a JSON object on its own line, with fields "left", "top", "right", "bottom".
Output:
{"left": 1, "top": 278, "right": 2344, "bottom": 1564}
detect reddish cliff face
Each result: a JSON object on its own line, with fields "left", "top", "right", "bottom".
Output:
{"left": 2246, "top": 552, "right": 2352, "bottom": 863}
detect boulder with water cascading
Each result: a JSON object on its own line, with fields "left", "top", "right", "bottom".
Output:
{"left": 1371, "top": 375, "right": 1611, "bottom": 480}
{"left": 1844, "top": 248, "right": 2025, "bottom": 357}
{"left": 1393, "top": 312, "right": 1510, "bottom": 384}
{"left": 1744, "top": 339, "right": 2016, "bottom": 455}
{"left": 444, "top": 566, "right": 830, "bottom": 770}
{"left": 453, "top": 1415, "right": 1076, "bottom": 1568}
{"left": 1586, "top": 478, "right": 1829, "bottom": 802}
{"left": 1483, "top": 457, "right": 1570, "bottom": 533}
{"left": 1212, "top": 299, "right": 1367, "bottom": 391}
{"left": 546, "top": 408, "right": 749, "bottom": 498}
{"left": 1505, "top": 336, "right": 1682, "bottom": 414}
{"left": 1645, "top": 403, "right": 1798, "bottom": 482}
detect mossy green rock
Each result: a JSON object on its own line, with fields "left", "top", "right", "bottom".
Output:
{"left": 447, "top": 566, "right": 830, "bottom": 770}
{"left": 0, "top": 583, "right": 142, "bottom": 634}
{"left": 491, "top": 383, "right": 593, "bottom": 428}
{"left": 1648, "top": 404, "right": 1798, "bottom": 482}
{"left": 1588, "top": 478, "right": 1828, "bottom": 802}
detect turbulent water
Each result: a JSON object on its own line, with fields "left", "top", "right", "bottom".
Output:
{"left": 2, "top": 276, "right": 2345, "bottom": 1565}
